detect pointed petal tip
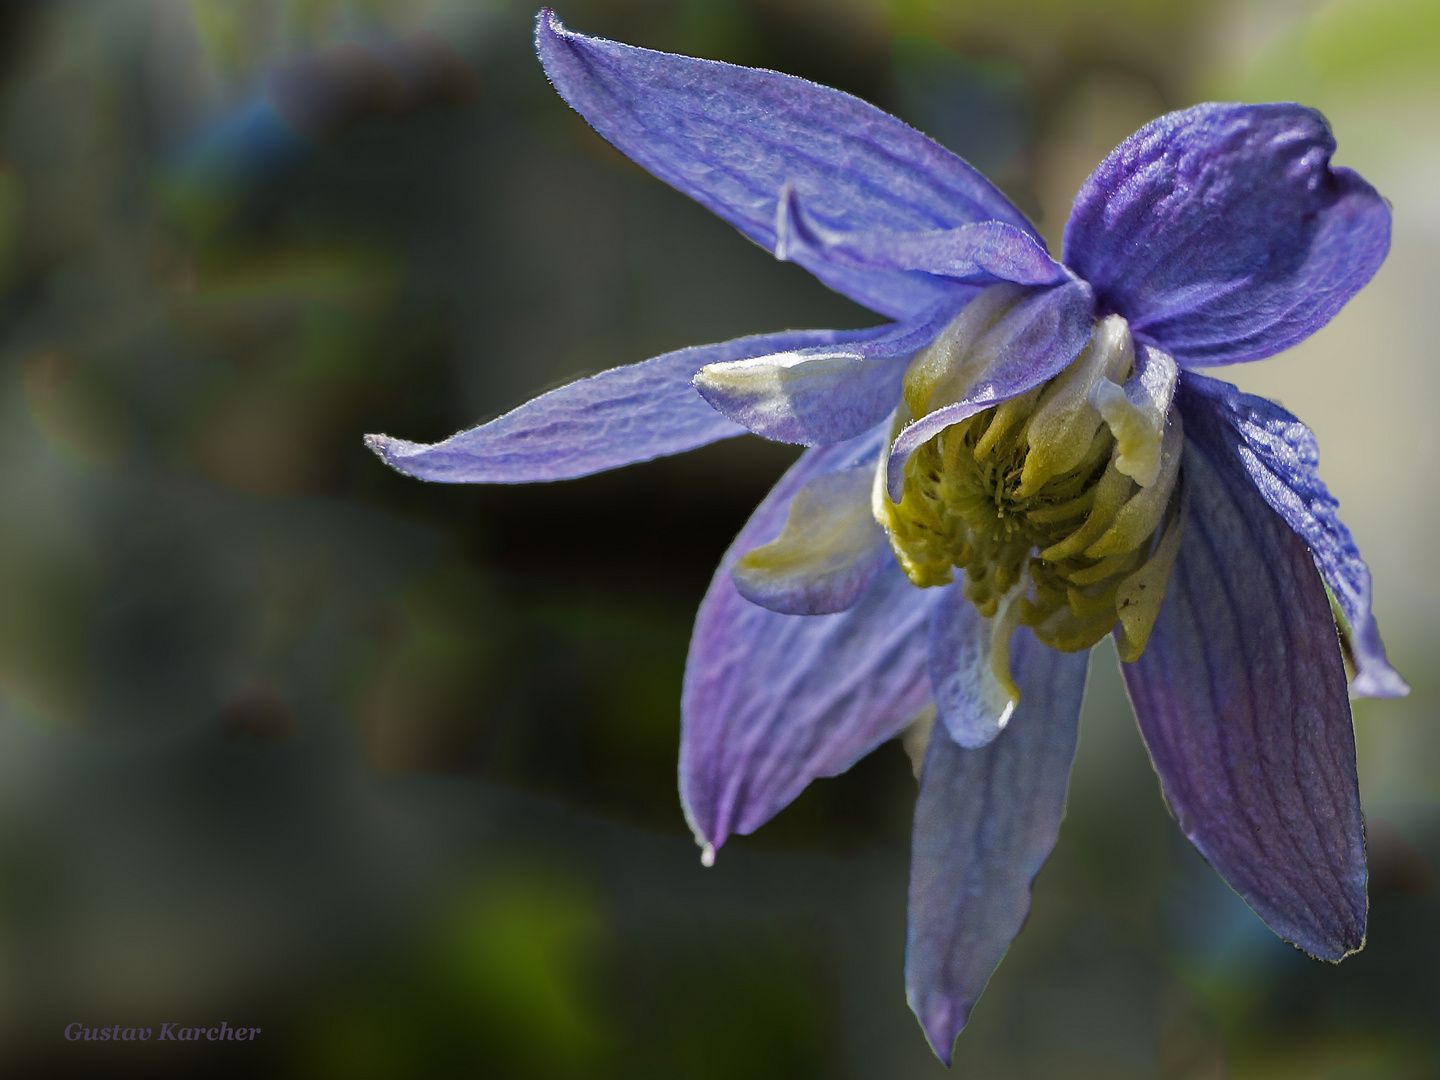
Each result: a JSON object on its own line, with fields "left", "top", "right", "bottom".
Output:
{"left": 363, "top": 432, "right": 418, "bottom": 467}
{"left": 534, "top": 9, "right": 575, "bottom": 72}
{"left": 700, "top": 842, "right": 716, "bottom": 868}
{"left": 910, "top": 992, "right": 965, "bottom": 1066}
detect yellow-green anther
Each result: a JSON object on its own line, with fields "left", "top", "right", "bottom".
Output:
{"left": 1016, "top": 316, "right": 1131, "bottom": 497}
{"left": 987, "top": 587, "right": 1025, "bottom": 709}
{"left": 973, "top": 388, "right": 1040, "bottom": 460}
{"left": 1064, "top": 550, "right": 1141, "bottom": 586}
{"left": 1113, "top": 476, "right": 1188, "bottom": 662}
{"left": 1037, "top": 463, "right": 1133, "bottom": 562}
{"left": 1084, "top": 411, "right": 1184, "bottom": 559}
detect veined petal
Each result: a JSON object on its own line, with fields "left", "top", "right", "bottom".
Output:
{"left": 732, "top": 463, "right": 889, "bottom": 615}
{"left": 1122, "top": 431, "right": 1366, "bottom": 961}
{"left": 681, "top": 429, "right": 942, "bottom": 857}
{"left": 1064, "top": 103, "right": 1390, "bottom": 366}
{"left": 776, "top": 186, "right": 1067, "bottom": 288}
{"left": 536, "top": 10, "right": 1031, "bottom": 320}
{"left": 885, "top": 280, "right": 1095, "bottom": 498}
{"left": 365, "top": 328, "right": 869, "bottom": 483}
{"left": 694, "top": 302, "right": 962, "bottom": 446}
{"left": 1178, "top": 373, "right": 1406, "bottom": 698}
{"left": 906, "top": 629, "right": 1089, "bottom": 1064}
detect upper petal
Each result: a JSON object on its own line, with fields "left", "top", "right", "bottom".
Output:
{"left": 1177, "top": 373, "right": 1406, "bottom": 698}
{"left": 1064, "top": 103, "right": 1390, "bottom": 366}
{"left": 693, "top": 301, "right": 963, "bottom": 446}
{"left": 365, "top": 327, "right": 871, "bottom": 483}
{"left": 536, "top": 10, "right": 1032, "bottom": 320}
{"left": 776, "top": 186, "right": 1068, "bottom": 288}
{"left": 1122, "top": 427, "right": 1366, "bottom": 961}
{"left": 906, "top": 629, "right": 1089, "bottom": 1064}
{"left": 681, "top": 429, "right": 942, "bottom": 856}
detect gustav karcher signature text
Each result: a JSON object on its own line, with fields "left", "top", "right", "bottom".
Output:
{"left": 64, "top": 1022, "right": 261, "bottom": 1041}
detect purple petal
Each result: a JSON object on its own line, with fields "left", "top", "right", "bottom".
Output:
{"left": 776, "top": 186, "right": 1068, "bottom": 287}
{"left": 1064, "top": 103, "right": 1390, "bottom": 366}
{"left": 681, "top": 429, "right": 942, "bottom": 855}
{"left": 365, "top": 328, "right": 869, "bottom": 483}
{"left": 927, "top": 583, "right": 1015, "bottom": 749}
{"left": 731, "top": 463, "right": 890, "bottom": 615}
{"left": 693, "top": 302, "right": 963, "bottom": 446}
{"left": 536, "top": 10, "right": 1032, "bottom": 320}
{"left": 906, "top": 630, "right": 1089, "bottom": 1064}
{"left": 886, "top": 280, "right": 1095, "bottom": 497}
{"left": 1122, "top": 425, "right": 1366, "bottom": 961}
{"left": 1178, "top": 373, "right": 1406, "bottom": 698}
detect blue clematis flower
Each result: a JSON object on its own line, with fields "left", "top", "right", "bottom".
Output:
{"left": 367, "top": 11, "right": 1409, "bottom": 1062}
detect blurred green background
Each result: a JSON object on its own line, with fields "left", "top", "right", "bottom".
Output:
{"left": 0, "top": 0, "right": 1435, "bottom": 1076}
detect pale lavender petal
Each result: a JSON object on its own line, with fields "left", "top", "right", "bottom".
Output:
{"left": 693, "top": 301, "right": 963, "bottom": 446}
{"left": 776, "top": 186, "right": 1067, "bottom": 287}
{"left": 536, "top": 10, "right": 1031, "bottom": 320}
{"left": 1065, "top": 103, "right": 1390, "bottom": 366}
{"left": 927, "top": 582, "right": 1014, "bottom": 749}
{"left": 886, "top": 280, "right": 1094, "bottom": 497}
{"left": 365, "top": 328, "right": 870, "bottom": 483}
{"left": 1178, "top": 373, "right": 1406, "bottom": 698}
{"left": 906, "top": 629, "right": 1089, "bottom": 1064}
{"left": 1122, "top": 426, "right": 1366, "bottom": 961}
{"left": 731, "top": 464, "right": 890, "bottom": 615}
{"left": 681, "top": 428, "right": 943, "bottom": 855}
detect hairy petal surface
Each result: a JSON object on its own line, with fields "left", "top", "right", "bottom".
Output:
{"left": 907, "top": 630, "right": 1089, "bottom": 1064}
{"left": 1123, "top": 428, "right": 1366, "bottom": 960}
{"left": 731, "top": 464, "right": 889, "bottom": 615}
{"left": 1065, "top": 103, "right": 1390, "bottom": 366}
{"left": 682, "top": 429, "right": 942, "bottom": 855}
{"left": 694, "top": 302, "right": 962, "bottom": 446}
{"left": 536, "top": 10, "right": 1032, "bottom": 319}
{"left": 1179, "top": 374, "right": 1406, "bottom": 698}
{"left": 365, "top": 328, "right": 872, "bottom": 483}
{"left": 776, "top": 186, "right": 1067, "bottom": 288}
{"left": 886, "top": 280, "right": 1095, "bottom": 497}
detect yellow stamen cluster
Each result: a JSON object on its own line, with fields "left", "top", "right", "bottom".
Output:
{"left": 877, "top": 288, "right": 1185, "bottom": 664}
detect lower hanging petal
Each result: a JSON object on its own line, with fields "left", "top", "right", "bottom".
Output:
{"left": 906, "top": 629, "right": 1089, "bottom": 1064}
{"left": 1122, "top": 431, "right": 1366, "bottom": 961}
{"left": 364, "top": 327, "right": 872, "bottom": 483}
{"left": 692, "top": 301, "right": 966, "bottom": 446}
{"left": 681, "top": 429, "right": 943, "bottom": 857}
{"left": 1177, "top": 372, "right": 1406, "bottom": 698}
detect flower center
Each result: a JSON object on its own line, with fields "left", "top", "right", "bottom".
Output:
{"left": 876, "top": 284, "right": 1185, "bottom": 662}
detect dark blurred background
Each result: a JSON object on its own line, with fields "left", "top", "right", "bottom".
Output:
{"left": 0, "top": 0, "right": 1436, "bottom": 1076}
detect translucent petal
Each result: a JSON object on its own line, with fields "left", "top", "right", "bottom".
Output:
{"left": 732, "top": 464, "right": 889, "bottom": 615}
